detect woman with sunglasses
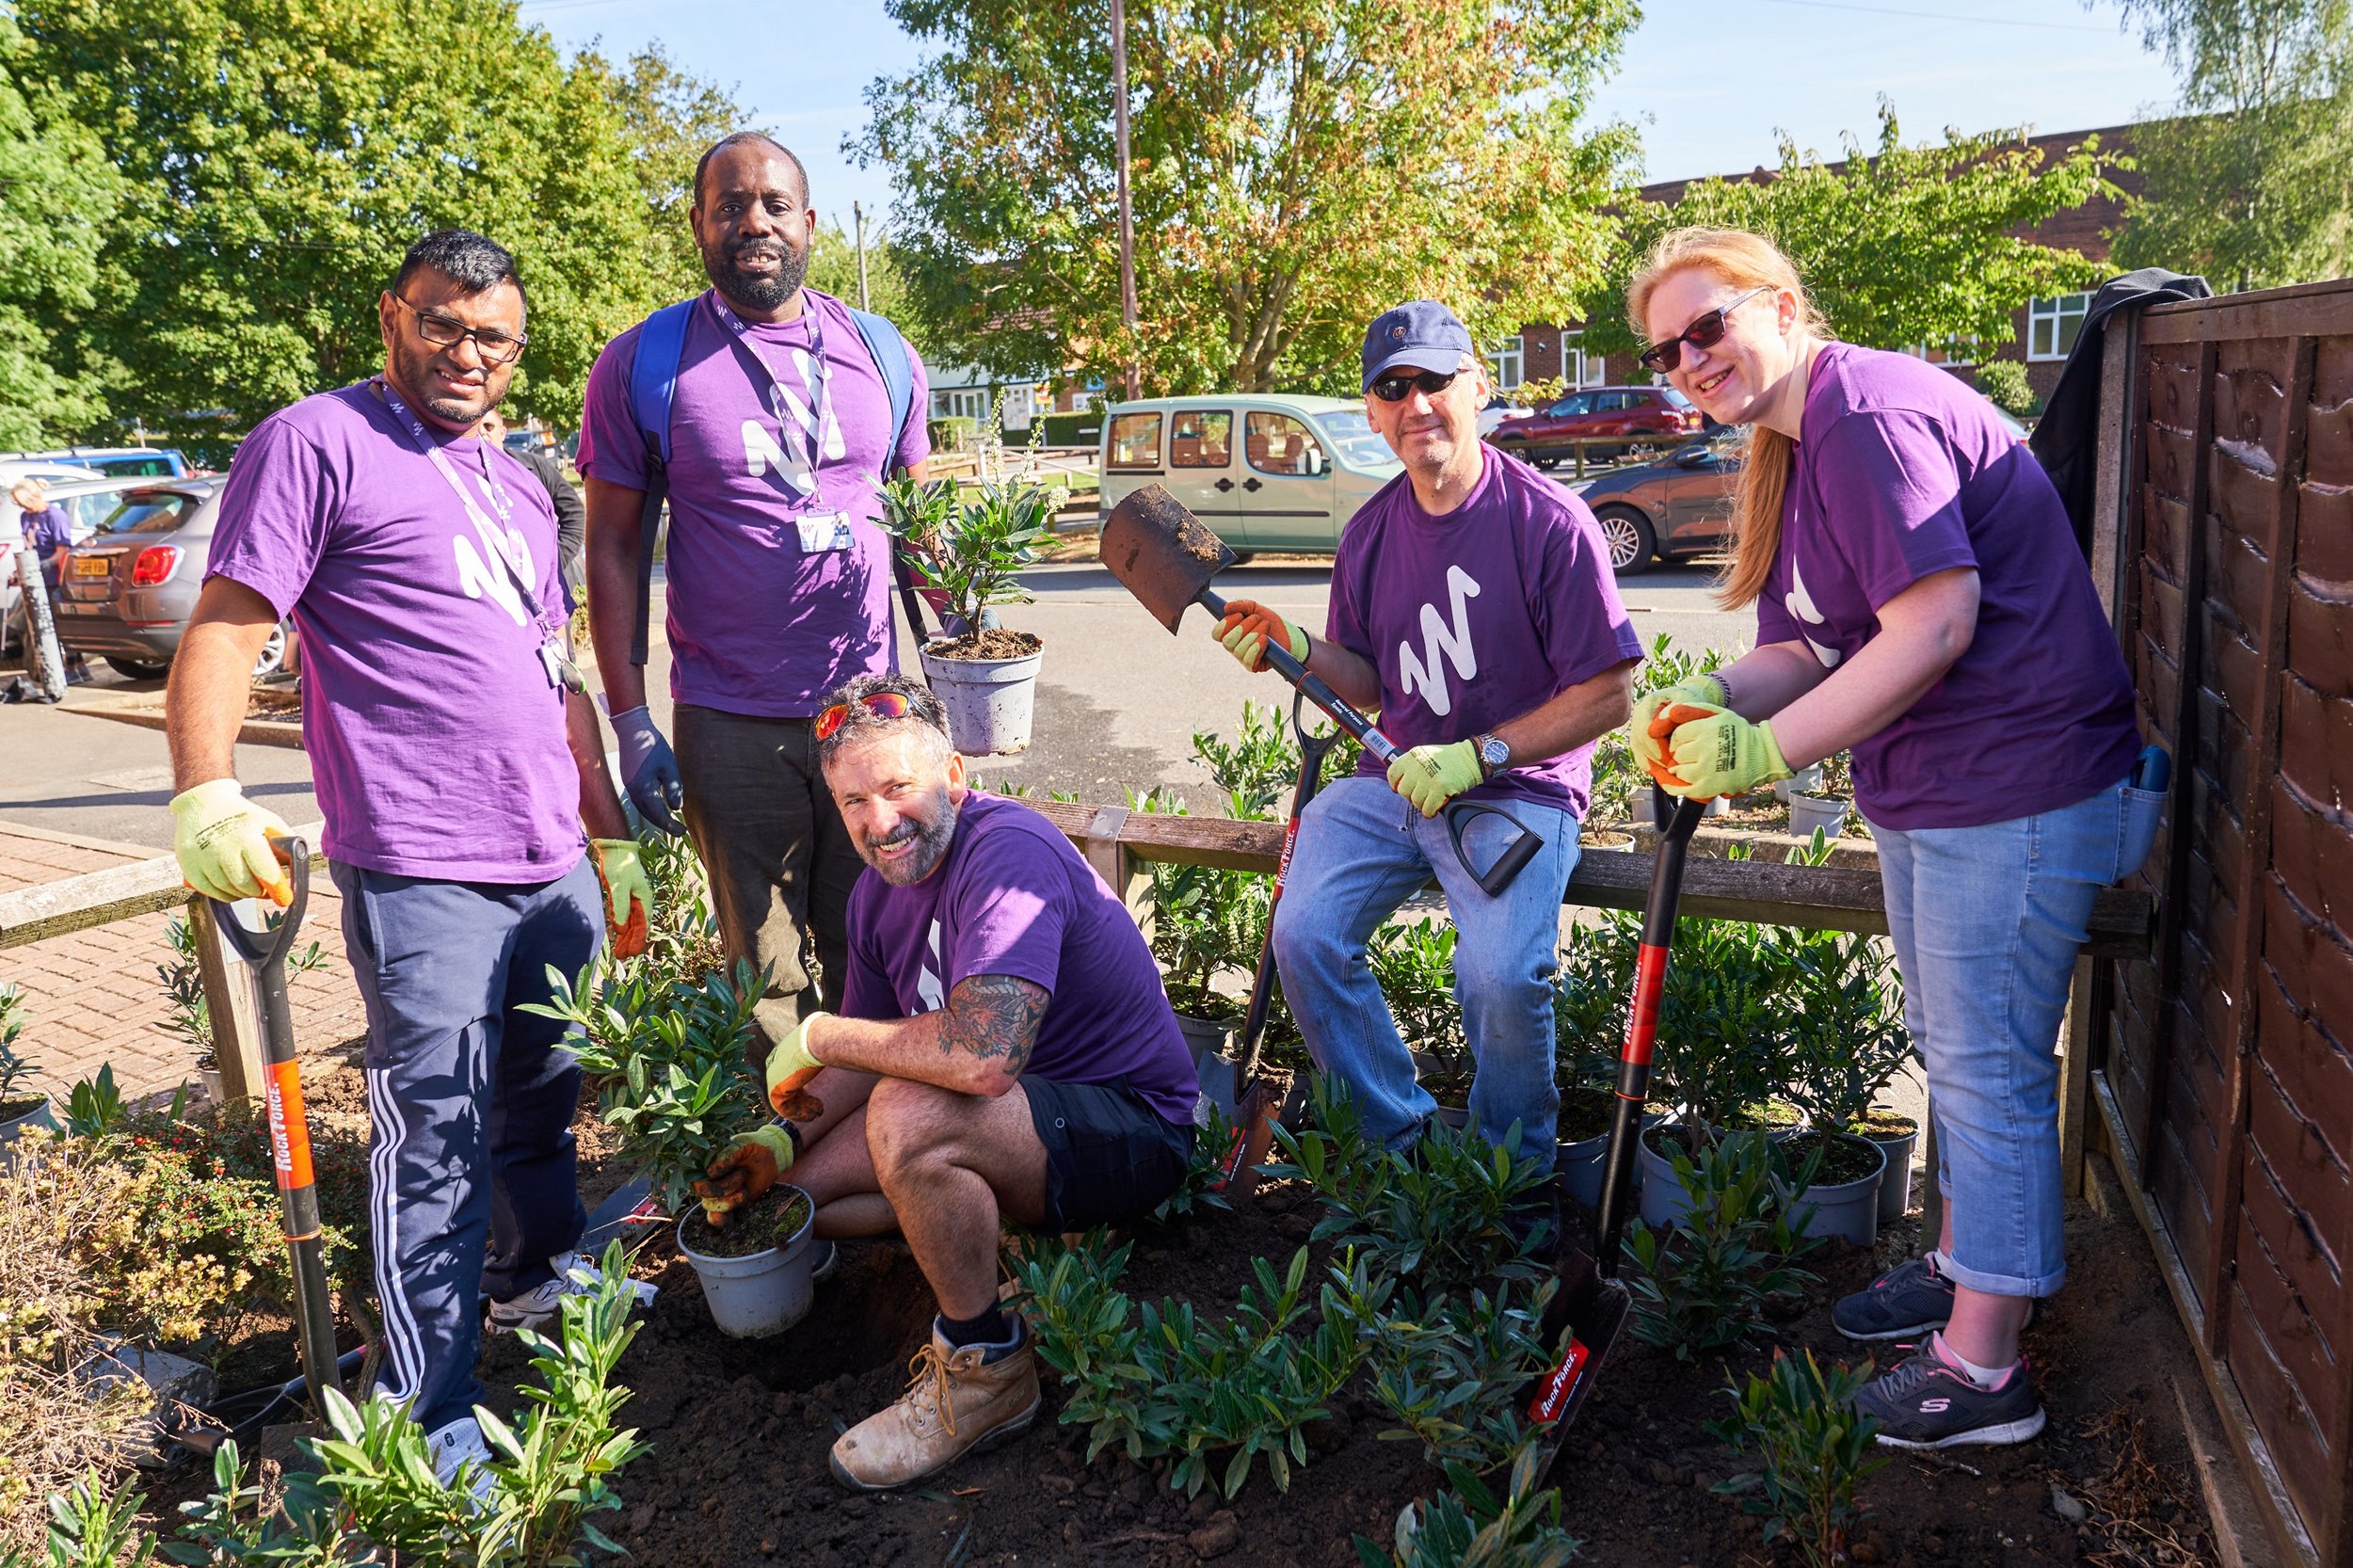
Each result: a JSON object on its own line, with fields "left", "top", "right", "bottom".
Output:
{"left": 1628, "top": 227, "right": 2161, "bottom": 1450}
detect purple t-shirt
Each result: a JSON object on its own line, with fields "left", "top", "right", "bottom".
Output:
{"left": 207, "top": 384, "right": 583, "bottom": 882}
{"left": 24, "top": 504, "right": 71, "bottom": 552}
{"left": 840, "top": 792, "right": 1198, "bottom": 1127}
{"left": 1761, "top": 342, "right": 2138, "bottom": 829}
{"left": 577, "top": 289, "right": 932, "bottom": 717}
{"left": 1328, "top": 446, "right": 1642, "bottom": 816}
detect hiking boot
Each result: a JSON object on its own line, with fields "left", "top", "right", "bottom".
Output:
{"left": 1833, "top": 1255, "right": 1956, "bottom": 1341}
{"left": 1852, "top": 1340, "right": 2046, "bottom": 1449}
{"left": 830, "top": 1320, "right": 1042, "bottom": 1492}
{"left": 426, "top": 1415, "right": 498, "bottom": 1502}
{"left": 487, "top": 1250, "right": 657, "bottom": 1335}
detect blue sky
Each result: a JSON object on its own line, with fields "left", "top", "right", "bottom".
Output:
{"left": 517, "top": 0, "right": 2181, "bottom": 237}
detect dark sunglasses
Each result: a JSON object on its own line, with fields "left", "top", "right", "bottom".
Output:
{"left": 394, "top": 295, "right": 527, "bottom": 366}
{"left": 815, "top": 690, "right": 916, "bottom": 742}
{"left": 1638, "top": 285, "right": 1771, "bottom": 374}
{"left": 1369, "top": 368, "right": 1460, "bottom": 403}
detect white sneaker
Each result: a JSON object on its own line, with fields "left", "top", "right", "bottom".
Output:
{"left": 426, "top": 1415, "right": 497, "bottom": 1500}
{"left": 487, "top": 1250, "right": 657, "bottom": 1335}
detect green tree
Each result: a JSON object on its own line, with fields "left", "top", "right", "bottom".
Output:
{"left": 808, "top": 221, "right": 913, "bottom": 323}
{"left": 20, "top": 0, "right": 673, "bottom": 449}
{"left": 1577, "top": 104, "right": 2117, "bottom": 358}
{"left": 0, "top": 12, "right": 120, "bottom": 447}
{"left": 857, "top": 0, "right": 1641, "bottom": 393}
{"left": 2105, "top": 0, "right": 2353, "bottom": 291}
{"left": 601, "top": 40, "right": 748, "bottom": 299}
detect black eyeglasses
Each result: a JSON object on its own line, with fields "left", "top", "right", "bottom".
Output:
{"left": 393, "top": 296, "right": 527, "bottom": 366}
{"left": 1638, "top": 285, "right": 1771, "bottom": 374}
{"left": 1369, "top": 368, "right": 1460, "bottom": 403}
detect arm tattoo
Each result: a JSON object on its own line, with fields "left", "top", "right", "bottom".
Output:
{"left": 939, "top": 974, "right": 1048, "bottom": 1080}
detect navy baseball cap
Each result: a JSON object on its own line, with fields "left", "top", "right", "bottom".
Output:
{"left": 1361, "top": 300, "right": 1476, "bottom": 392}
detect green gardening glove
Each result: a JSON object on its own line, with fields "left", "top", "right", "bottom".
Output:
{"left": 1629, "top": 675, "right": 1728, "bottom": 772}
{"left": 1385, "top": 740, "right": 1484, "bottom": 817}
{"left": 694, "top": 1125, "right": 795, "bottom": 1224}
{"left": 1657, "top": 706, "right": 1793, "bottom": 801}
{"left": 765, "top": 1012, "right": 830, "bottom": 1122}
{"left": 169, "top": 778, "right": 294, "bottom": 905}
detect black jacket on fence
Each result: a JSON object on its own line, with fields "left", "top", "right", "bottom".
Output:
{"left": 2027, "top": 267, "right": 2213, "bottom": 559}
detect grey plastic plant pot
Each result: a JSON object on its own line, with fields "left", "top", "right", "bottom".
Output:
{"left": 1865, "top": 1125, "right": 1920, "bottom": 1224}
{"left": 1787, "top": 792, "right": 1850, "bottom": 841}
{"left": 678, "top": 1184, "right": 818, "bottom": 1339}
{"left": 1776, "top": 1134, "right": 1888, "bottom": 1249}
{"left": 1637, "top": 1123, "right": 1699, "bottom": 1230}
{"left": 0, "top": 1096, "right": 56, "bottom": 1145}
{"left": 920, "top": 642, "right": 1042, "bottom": 756}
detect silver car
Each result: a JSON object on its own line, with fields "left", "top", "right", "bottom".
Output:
{"left": 52, "top": 478, "right": 296, "bottom": 680}
{"left": 6, "top": 471, "right": 161, "bottom": 652}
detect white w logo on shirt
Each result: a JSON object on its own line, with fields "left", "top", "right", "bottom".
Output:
{"left": 451, "top": 513, "right": 531, "bottom": 628}
{"left": 915, "top": 920, "right": 945, "bottom": 1013}
{"left": 1397, "top": 565, "right": 1482, "bottom": 718}
{"left": 1785, "top": 558, "right": 1841, "bottom": 669}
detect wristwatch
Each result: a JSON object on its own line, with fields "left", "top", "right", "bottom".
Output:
{"left": 1474, "top": 732, "right": 1511, "bottom": 779}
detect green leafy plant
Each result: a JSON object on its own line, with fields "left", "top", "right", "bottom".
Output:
{"left": 1266, "top": 1078, "right": 1552, "bottom": 1292}
{"left": 1971, "top": 358, "right": 2039, "bottom": 418}
{"left": 1149, "top": 1100, "right": 1234, "bottom": 1224}
{"left": 0, "top": 984, "right": 39, "bottom": 1114}
{"left": 59, "top": 1068, "right": 125, "bottom": 1141}
{"left": 5, "top": 1476, "right": 152, "bottom": 1568}
{"left": 157, "top": 917, "right": 328, "bottom": 1072}
{"left": 1708, "top": 1349, "right": 1889, "bottom": 1568}
{"left": 1369, "top": 920, "right": 1465, "bottom": 1092}
{"left": 1014, "top": 1235, "right": 1362, "bottom": 1500}
{"left": 880, "top": 473, "right": 1064, "bottom": 639}
{"left": 1331, "top": 1254, "right": 1558, "bottom": 1471}
{"left": 1625, "top": 1130, "right": 1822, "bottom": 1361}
{"left": 1354, "top": 1445, "right": 1582, "bottom": 1568}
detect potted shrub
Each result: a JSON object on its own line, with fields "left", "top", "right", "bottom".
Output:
{"left": 1552, "top": 934, "right": 1644, "bottom": 1207}
{"left": 1371, "top": 920, "right": 1471, "bottom": 1124}
{"left": 882, "top": 473, "right": 1064, "bottom": 755}
{"left": 0, "top": 984, "right": 55, "bottom": 1144}
{"left": 1787, "top": 792, "right": 1850, "bottom": 841}
{"left": 1778, "top": 927, "right": 1916, "bottom": 1228}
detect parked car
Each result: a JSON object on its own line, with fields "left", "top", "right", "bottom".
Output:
{"left": 2, "top": 445, "right": 194, "bottom": 477}
{"left": 1567, "top": 425, "right": 1742, "bottom": 574}
{"left": 51, "top": 478, "right": 296, "bottom": 680}
{"left": 1477, "top": 394, "right": 1531, "bottom": 439}
{"left": 1483, "top": 384, "right": 1702, "bottom": 466}
{"left": 4, "top": 472, "right": 184, "bottom": 651}
{"left": 1097, "top": 393, "right": 1402, "bottom": 555}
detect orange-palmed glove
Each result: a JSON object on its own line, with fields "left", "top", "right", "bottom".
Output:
{"left": 1213, "top": 599, "right": 1308, "bottom": 674}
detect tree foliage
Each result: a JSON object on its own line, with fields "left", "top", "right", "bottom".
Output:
{"left": 600, "top": 40, "right": 747, "bottom": 300}
{"left": 857, "top": 0, "right": 1642, "bottom": 393}
{"left": 1576, "top": 104, "right": 2117, "bottom": 358}
{"left": 2105, "top": 0, "right": 2353, "bottom": 291}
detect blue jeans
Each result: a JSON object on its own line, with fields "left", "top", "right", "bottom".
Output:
{"left": 1271, "top": 777, "right": 1580, "bottom": 1159}
{"left": 1872, "top": 776, "right": 2164, "bottom": 1299}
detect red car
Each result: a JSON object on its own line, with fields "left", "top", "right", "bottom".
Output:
{"left": 1483, "top": 384, "right": 1703, "bottom": 466}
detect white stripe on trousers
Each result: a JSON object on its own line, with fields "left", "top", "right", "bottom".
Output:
{"left": 365, "top": 1064, "right": 423, "bottom": 1405}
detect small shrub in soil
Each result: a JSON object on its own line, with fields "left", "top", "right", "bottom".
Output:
{"left": 1774, "top": 1128, "right": 1884, "bottom": 1187}
{"left": 1369, "top": 920, "right": 1466, "bottom": 1091}
{"left": 1707, "top": 1348, "right": 1888, "bottom": 1568}
{"left": 1355, "top": 1445, "right": 1582, "bottom": 1568}
{"left": 1331, "top": 1254, "right": 1557, "bottom": 1471}
{"left": 1152, "top": 1099, "right": 1235, "bottom": 1224}
{"left": 1625, "top": 1129, "right": 1821, "bottom": 1361}
{"left": 678, "top": 1185, "right": 810, "bottom": 1260}
{"left": 155, "top": 915, "right": 328, "bottom": 1075}
{"left": 0, "top": 982, "right": 44, "bottom": 1120}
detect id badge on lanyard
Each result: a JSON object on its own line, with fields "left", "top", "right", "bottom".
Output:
{"left": 709, "top": 293, "right": 854, "bottom": 552}
{"left": 376, "top": 379, "right": 583, "bottom": 692}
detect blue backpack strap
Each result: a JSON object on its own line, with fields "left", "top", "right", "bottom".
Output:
{"left": 845, "top": 306, "right": 935, "bottom": 647}
{"left": 624, "top": 299, "right": 697, "bottom": 666}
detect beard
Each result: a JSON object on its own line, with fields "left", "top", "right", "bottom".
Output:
{"left": 858, "top": 786, "right": 960, "bottom": 887}
{"left": 704, "top": 230, "right": 809, "bottom": 313}
{"left": 389, "top": 336, "right": 497, "bottom": 427}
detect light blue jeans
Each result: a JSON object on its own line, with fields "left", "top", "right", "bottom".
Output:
{"left": 1872, "top": 776, "right": 2165, "bottom": 1299}
{"left": 1271, "top": 777, "right": 1580, "bottom": 1159}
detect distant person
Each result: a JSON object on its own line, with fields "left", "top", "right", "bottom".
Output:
{"left": 11, "top": 477, "right": 87, "bottom": 683}
{"left": 1629, "top": 226, "right": 2161, "bottom": 1449}
{"left": 577, "top": 132, "right": 931, "bottom": 1074}
{"left": 482, "top": 409, "right": 585, "bottom": 607}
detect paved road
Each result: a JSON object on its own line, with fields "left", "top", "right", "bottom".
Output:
{"left": 0, "top": 552, "right": 1749, "bottom": 846}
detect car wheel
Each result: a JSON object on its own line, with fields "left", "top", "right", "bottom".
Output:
{"left": 1533, "top": 453, "right": 1561, "bottom": 470}
{"left": 105, "top": 656, "right": 172, "bottom": 680}
{"left": 1592, "top": 505, "right": 1657, "bottom": 575}
{"left": 251, "top": 620, "right": 291, "bottom": 679}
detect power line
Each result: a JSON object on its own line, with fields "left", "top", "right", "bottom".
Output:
{"left": 1746, "top": 0, "right": 2119, "bottom": 32}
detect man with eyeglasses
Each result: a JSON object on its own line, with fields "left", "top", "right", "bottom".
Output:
{"left": 577, "top": 133, "right": 932, "bottom": 1080}
{"left": 692, "top": 673, "right": 1197, "bottom": 1491}
{"left": 1212, "top": 299, "right": 1641, "bottom": 1243}
{"left": 164, "top": 229, "right": 652, "bottom": 1494}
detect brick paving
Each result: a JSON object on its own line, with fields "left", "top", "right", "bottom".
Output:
{"left": 0, "top": 824, "right": 368, "bottom": 1102}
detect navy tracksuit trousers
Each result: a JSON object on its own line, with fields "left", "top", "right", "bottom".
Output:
{"left": 332, "top": 856, "right": 601, "bottom": 1434}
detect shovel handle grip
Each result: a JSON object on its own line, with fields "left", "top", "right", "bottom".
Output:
{"left": 1196, "top": 588, "right": 1401, "bottom": 764}
{"left": 209, "top": 837, "right": 311, "bottom": 973}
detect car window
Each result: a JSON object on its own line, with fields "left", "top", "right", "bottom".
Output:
{"left": 93, "top": 456, "right": 176, "bottom": 477}
{"left": 1168, "top": 410, "right": 1232, "bottom": 468}
{"left": 1245, "top": 412, "right": 1325, "bottom": 476}
{"left": 1549, "top": 392, "right": 1593, "bottom": 417}
{"left": 1106, "top": 411, "right": 1162, "bottom": 469}
{"left": 1601, "top": 392, "right": 1641, "bottom": 411}
{"left": 97, "top": 492, "right": 203, "bottom": 536}
{"left": 1312, "top": 410, "right": 1396, "bottom": 469}
{"left": 1659, "top": 386, "right": 1695, "bottom": 408}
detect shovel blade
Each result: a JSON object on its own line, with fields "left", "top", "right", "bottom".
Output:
{"left": 1100, "top": 484, "right": 1235, "bottom": 634}
{"left": 1522, "top": 1258, "right": 1629, "bottom": 1482}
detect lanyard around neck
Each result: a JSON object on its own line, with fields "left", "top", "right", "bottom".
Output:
{"left": 376, "top": 378, "right": 554, "bottom": 638}
{"left": 706, "top": 291, "right": 836, "bottom": 494}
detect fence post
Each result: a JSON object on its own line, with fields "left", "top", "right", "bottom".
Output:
{"left": 2058, "top": 954, "right": 2098, "bottom": 1198}
{"left": 187, "top": 896, "right": 266, "bottom": 1102}
{"left": 1081, "top": 806, "right": 1154, "bottom": 938}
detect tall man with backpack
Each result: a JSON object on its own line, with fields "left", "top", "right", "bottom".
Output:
{"left": 579, "top": 132, "right": 933, "bottom": 1064}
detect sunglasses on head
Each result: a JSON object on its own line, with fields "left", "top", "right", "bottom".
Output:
{"left": 1638, "top": 285, "right": 1772, "bottom": 374}
{"left": 814, "top": 690, "right": 915, "bottom": 742}
{"left": 1369, "top": 368, "right": 1460, "bottom": 402}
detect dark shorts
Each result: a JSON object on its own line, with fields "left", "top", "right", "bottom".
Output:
{"left": 1024, "top": 1077, "right": 1195, "bottom": 1232}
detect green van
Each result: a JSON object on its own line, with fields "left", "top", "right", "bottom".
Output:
{"left": 1096, "top": 394, "right": 1402, "bottom": 555}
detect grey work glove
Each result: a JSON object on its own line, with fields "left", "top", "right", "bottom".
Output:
{"left": 608, "top": 703, "right": 685, "bottom": 837}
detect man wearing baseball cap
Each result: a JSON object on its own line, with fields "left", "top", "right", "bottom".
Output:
{"left": 1212, "top": 299, "right": 1641, "bottom": 1244}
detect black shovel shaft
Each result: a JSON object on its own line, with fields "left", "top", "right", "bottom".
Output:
{"left": 1593, "top": 792, "right": 1707, "bottom": 1274}
{"left": 1194, "top": 587, "right": 1401, "bottom": 765}
{"left": 1235, "top": 695, "right": 1338, "bottom": 1085}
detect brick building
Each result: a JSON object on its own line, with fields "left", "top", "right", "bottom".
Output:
{"left": 1498, "top": 122, "right": 2146, "bottom": 408}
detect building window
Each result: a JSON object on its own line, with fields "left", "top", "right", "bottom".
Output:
{"left": 2027, "top": 295, "right": 2090, "bottom": 362}
{"left": 1563, "top": 330, "right": 1606, "bottom": 389}
{"left": 1489, "top": 335, "right": 1524, "bottom": 391}
{"left": 1903, "top": 335, "right": 1980, "bottom": 367}
{"left": 932, "top": 387, "right": 989, "bottom": 422}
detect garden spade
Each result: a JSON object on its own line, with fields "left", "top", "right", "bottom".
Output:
{"left": 209, "top": 838, "right": 344, "bottom": 1416}
{"left": 1100, "top": 484, "right": 1542, "bottom": 896}
{"left": 1525, "top": 786, "right": 1707, "bottom": 1469}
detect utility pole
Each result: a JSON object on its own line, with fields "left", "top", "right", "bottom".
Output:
{"left": 1110, "top": 0, "right": 1140, "bottom": 402}
{"left": 853, "top": 200, "right": 872, "bottom": 312}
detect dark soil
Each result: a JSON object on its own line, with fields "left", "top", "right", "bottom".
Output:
{"left": 1559, "top": 1083, "right": 1614, "bottom": 1142}
{"left": 1780, "top": 1128, "right": 1885, "bottom": 1186}
{"left": 1860, "top": 1107, "right": 1920, "bottom": 1139}
{"left": 0, "top": 1093, "right": 47, "bottom": 1120}
{"left": 926, "top": 629, "right": 1041, "bottom": 661}
{"left": 680, "top": 1186, "right": 812, "bottom": 1260}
